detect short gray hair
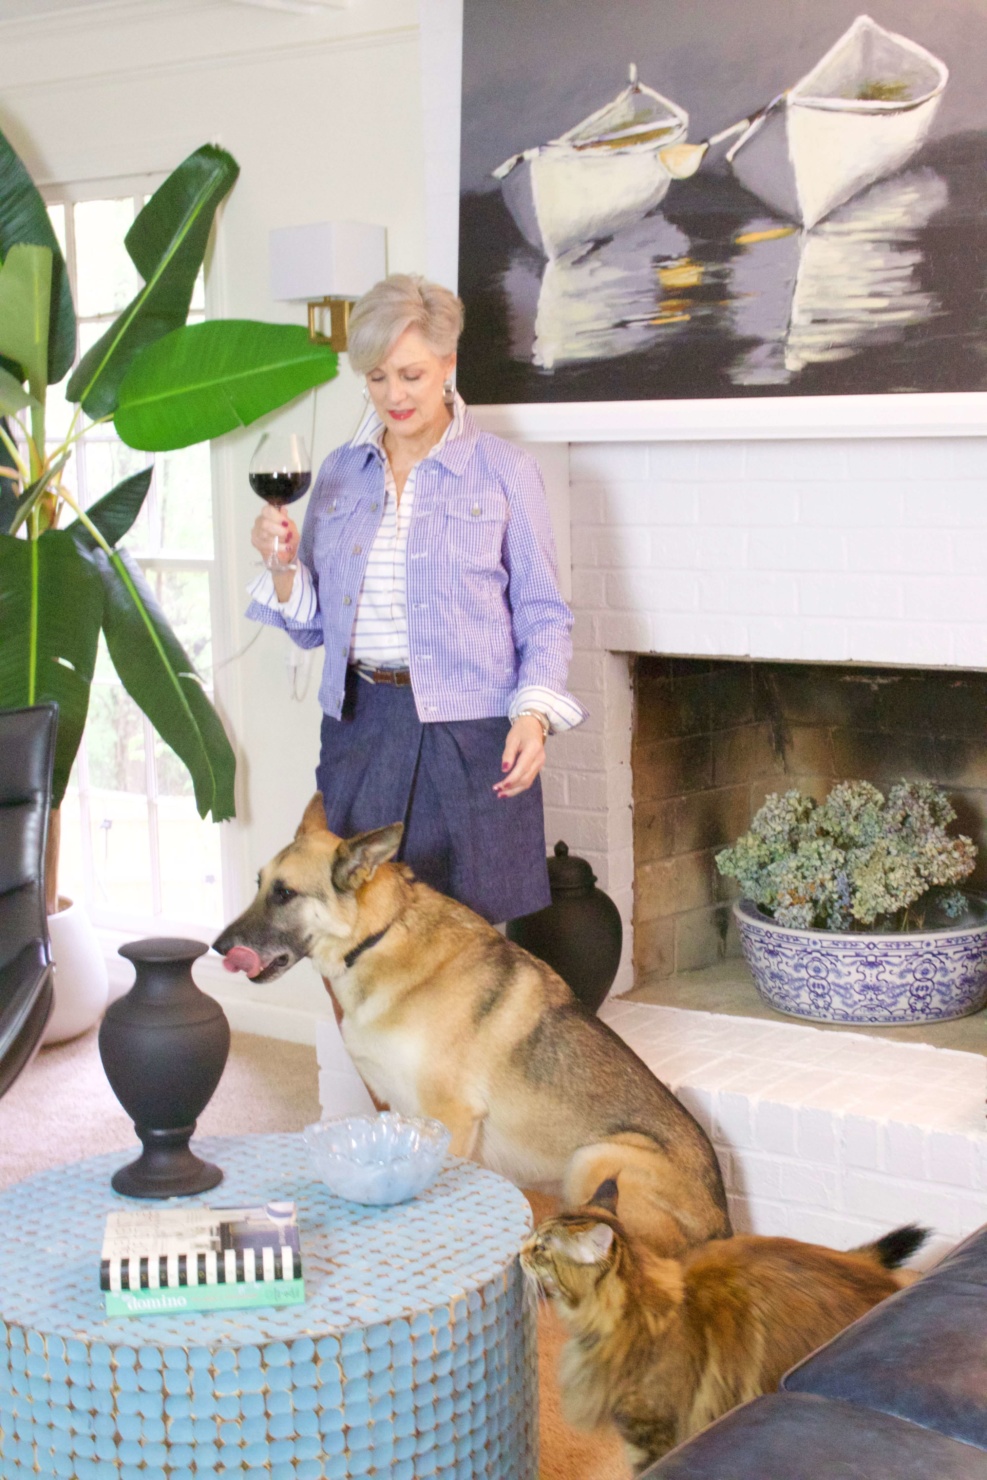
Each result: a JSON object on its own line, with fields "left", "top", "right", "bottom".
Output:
{"left": 346, "top": 274, "right": 464, "bottom": 374}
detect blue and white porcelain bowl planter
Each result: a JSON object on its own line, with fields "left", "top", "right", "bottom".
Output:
{"left": 719, "top": 780, "right": 987, "bottom": 1025}
{"left": 735, "top": 896, "right": 987, "bottom": 1024}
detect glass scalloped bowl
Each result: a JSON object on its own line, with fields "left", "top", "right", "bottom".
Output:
{"left": 303, "top": 1112, "right": 451, "bottom": 1206}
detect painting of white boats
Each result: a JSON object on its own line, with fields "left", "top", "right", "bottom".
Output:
{"left": 493, "top": 66, "right": 688, "bottom": 259}
{"left": 458, "top": 0, "right": 987, "bottom": 404}
{"left": 728, "top": 15, "right": 947, "bottom": 229}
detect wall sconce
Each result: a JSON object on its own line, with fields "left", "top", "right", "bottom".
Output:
{"left": 269, "top": 221, "right": 387, "bottom": 352}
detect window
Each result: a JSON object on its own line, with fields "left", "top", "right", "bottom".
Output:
{"left": 47, "top": 189, "right": 226, "bottom": 932}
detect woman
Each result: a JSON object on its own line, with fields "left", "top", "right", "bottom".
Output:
{"left": 247, "top": 273, "right": 585, "bottom": 928}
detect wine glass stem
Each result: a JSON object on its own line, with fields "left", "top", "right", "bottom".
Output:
{"left": 269, "top": 500, "right": 283, "bottom": 571}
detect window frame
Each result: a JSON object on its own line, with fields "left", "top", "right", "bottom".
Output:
{"left": 42, "top": 171, "right": 242, "bottom": 940}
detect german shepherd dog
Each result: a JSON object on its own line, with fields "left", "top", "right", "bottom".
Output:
{"left": 214, "top": 796, "right": 731, "bottom": 1256}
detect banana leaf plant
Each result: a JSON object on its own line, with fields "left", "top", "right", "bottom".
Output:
{"left": 0, "top": 132, "right": 339, "bottom": 911}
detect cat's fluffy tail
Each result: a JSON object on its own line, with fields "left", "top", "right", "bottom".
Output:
{"left": 856, "top": 1223, "right": 930, "bottom": 1269}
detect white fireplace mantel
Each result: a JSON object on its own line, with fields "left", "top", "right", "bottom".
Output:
{"left": 473, "top": 396, "right": 987, "bottom": 443}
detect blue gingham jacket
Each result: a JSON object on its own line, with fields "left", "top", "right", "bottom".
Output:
{"left": 246, "top": 407, "right": 588, "bottom": 726}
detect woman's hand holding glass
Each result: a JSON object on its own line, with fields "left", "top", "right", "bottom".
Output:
{"left": 251, "top": 505, "right": 300, "bottom": 602}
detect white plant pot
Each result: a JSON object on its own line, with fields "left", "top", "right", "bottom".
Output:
{"left": 41, "top": 896, "right": 109, "bottom": 1045}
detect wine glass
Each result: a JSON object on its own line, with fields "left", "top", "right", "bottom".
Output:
{"left": 249, "top": 432, "right": 312, "bottom": 570}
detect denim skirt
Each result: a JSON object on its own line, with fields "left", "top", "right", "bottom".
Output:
{"left": 316, "top": 668, "right": 551, "bottom": 924}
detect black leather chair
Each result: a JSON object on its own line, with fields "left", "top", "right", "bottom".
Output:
{"left": 0, "top": 703, "right": 58, "bottom": 1098}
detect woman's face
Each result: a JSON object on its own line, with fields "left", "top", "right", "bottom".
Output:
{"left": 365, "top": 327, "right": 456, "bottom": 441}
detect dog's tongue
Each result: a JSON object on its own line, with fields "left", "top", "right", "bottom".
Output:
{"left": 222, "top": 946, "right": 263, "bottom": 977}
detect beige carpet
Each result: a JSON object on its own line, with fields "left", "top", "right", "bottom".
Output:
{"left": 1, "top": 1028, "right": 627, "bottom": 1480}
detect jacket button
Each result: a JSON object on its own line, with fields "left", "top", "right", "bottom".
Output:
{"left": 353, "top": 545, "right": 362, "bottom": 555}
{"left": 370, "top": 502, "right": 379, "bottom": 511}
{"left": 343, "top": 596, "right": 352, "bottom": 606}
{"left": 471, "top": 505, "right": 481, "bottom": 516}
{"left": 341, "top": 647, "right": 347, "bottom": 657}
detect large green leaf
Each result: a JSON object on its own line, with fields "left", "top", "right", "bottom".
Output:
{"left": 93, "top": 547, "right": 235, "bottom": 821}
{"left": 0, "top": 529, "right": 103, "bottom": 805}
{"left": 0, "top": 244, "right": 51, "bottom": 398}
{"left": 0, "top": 364, "right": 38, "bottom": 416}
{"left": 114, "top": 321, "right": 339, "bottom": 450}
{"left": 0, "top": 125, "right": 76, "bottom": 384}
{"left": 67, "top": 466, "right": 153, "bottom": 551}
{"left": 66, "top": 144, "right": 239, "bottom": 419}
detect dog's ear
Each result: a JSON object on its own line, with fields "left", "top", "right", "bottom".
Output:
{"left": 296, "top": 793, "right": 329, "bottom": 838}
{"left": 587, "top": 1178, "right": 619, "bottom": 1215}
{"left": 331, "top": 823, "right": 404, "bottom": 893}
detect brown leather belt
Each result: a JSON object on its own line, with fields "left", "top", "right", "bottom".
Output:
{"left": 352, "top": 664, "right": 411, "bottom": 687}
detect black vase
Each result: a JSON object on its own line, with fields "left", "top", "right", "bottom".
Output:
{"left": 507, "top": 841, "right": 623, "bottom": 1012}
{"left": 98, "top": 937, "right": 231, "bottom": 1198}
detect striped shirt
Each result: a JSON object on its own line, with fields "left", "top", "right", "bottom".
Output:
{"left": 247, "top": 399, "right": 587, "bottom": 732}
{"left": 347, "top": 393, "right": 461, "bottom": 665}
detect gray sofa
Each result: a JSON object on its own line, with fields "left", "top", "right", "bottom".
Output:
{"left": 641, "top": 1223, "right": 987, "bottom": 1478}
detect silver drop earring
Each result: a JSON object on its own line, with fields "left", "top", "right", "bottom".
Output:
{"left": 362, "top": 385, "right": 370, "bottom": 401}
{"left": 443, "top": 378, "right": 456, "bottom": 406}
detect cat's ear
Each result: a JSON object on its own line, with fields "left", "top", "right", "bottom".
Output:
{"left": 569, "top": 1222, "right": 615, "bottom": 1264}
{"left": 588, "top": 1178, "right": 619, "bottom": 1215}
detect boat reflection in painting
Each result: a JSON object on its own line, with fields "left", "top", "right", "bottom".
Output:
{"left": 728, "top": 168, "right": 948, "bottom": 385}
{"left": 458, "top": 0, "right": 987, "bottom": 403}
{"left": 502, "top": 215, "right": 692, "bottom": 369}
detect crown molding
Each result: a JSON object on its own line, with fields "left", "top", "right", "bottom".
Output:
{"left": 227, "top": 0, "right": 353, "bottom": 10}
{"left": 0, "top": 0, "right": 402, "bottom": 45}
{"left": 0, "top": 1, "right": 417, "bottom": 93}
{"left": 0, "top": 0, "right": 198, "bottom": 34}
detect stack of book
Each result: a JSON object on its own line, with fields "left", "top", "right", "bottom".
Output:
{"left": 99, "top": 1201, "right": 304, "bottom": 1317}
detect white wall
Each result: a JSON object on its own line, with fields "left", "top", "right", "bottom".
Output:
{"left": 3, "top": 0, "right": 424, "bottom": 1034}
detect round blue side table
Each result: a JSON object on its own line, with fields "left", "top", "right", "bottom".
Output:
{"left": 0, "top": 1133, "right": 538, "bottom": 1480}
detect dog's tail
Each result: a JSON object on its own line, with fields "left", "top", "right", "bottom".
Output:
{"left": 854, "top": 1223, "right": 930, "bottom": 1269}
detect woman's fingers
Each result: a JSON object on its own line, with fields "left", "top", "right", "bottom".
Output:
{"left": 494, "top": 719, "right": 546, "bottom": 798}
{"left": 251, "top": 507, "right": 299, "bottom": 563}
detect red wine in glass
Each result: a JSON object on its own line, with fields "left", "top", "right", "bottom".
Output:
{"left": 249, "top": 432, "right": 311, "bottom": 569}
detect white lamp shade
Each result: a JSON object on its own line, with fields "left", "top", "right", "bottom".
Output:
{"left": 269, "top": 221, "right": 387, "bottom": 302}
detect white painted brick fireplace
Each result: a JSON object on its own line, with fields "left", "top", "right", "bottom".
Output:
{"left": 513, "top": 432, "right": 987, "bottom": 1254}
{"left": 542, "top": 435, "right": 987, "bottom": 994}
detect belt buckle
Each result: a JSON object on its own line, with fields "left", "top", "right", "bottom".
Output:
{"left": 356, "top": 664, "right": 409, "bottom": 686}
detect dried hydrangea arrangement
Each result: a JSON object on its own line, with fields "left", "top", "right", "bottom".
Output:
{"left": 716, "top": 780, "right": 976, "bottom": 932}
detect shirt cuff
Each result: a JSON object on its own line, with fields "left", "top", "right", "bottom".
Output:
{"left": 509, "top": 685, "right": 586, "bottom": 735}
{"left": 246, "top": 562, "right": 317, "bottom": 626}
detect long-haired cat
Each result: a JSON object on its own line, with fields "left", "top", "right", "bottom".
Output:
{"left": 520, "top": 1180, "right": 928, "bottom": 1474}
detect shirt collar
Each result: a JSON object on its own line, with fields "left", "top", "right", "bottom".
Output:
{"left": 350, "top": 391, "right": 469, "bottom": 461}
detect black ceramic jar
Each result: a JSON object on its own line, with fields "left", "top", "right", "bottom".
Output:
{"left": 98, "top": 937, "right": 231, "bottom": 1198}
{"left": 507, "top": 841, "right": 623, "bottom": 1012}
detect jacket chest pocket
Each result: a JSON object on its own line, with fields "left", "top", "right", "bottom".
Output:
{"left": 312, "top": 498, "right": 357, "bottom": 565}
{"left": 444, "top": 497, "right": 506, "bottom": 571}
